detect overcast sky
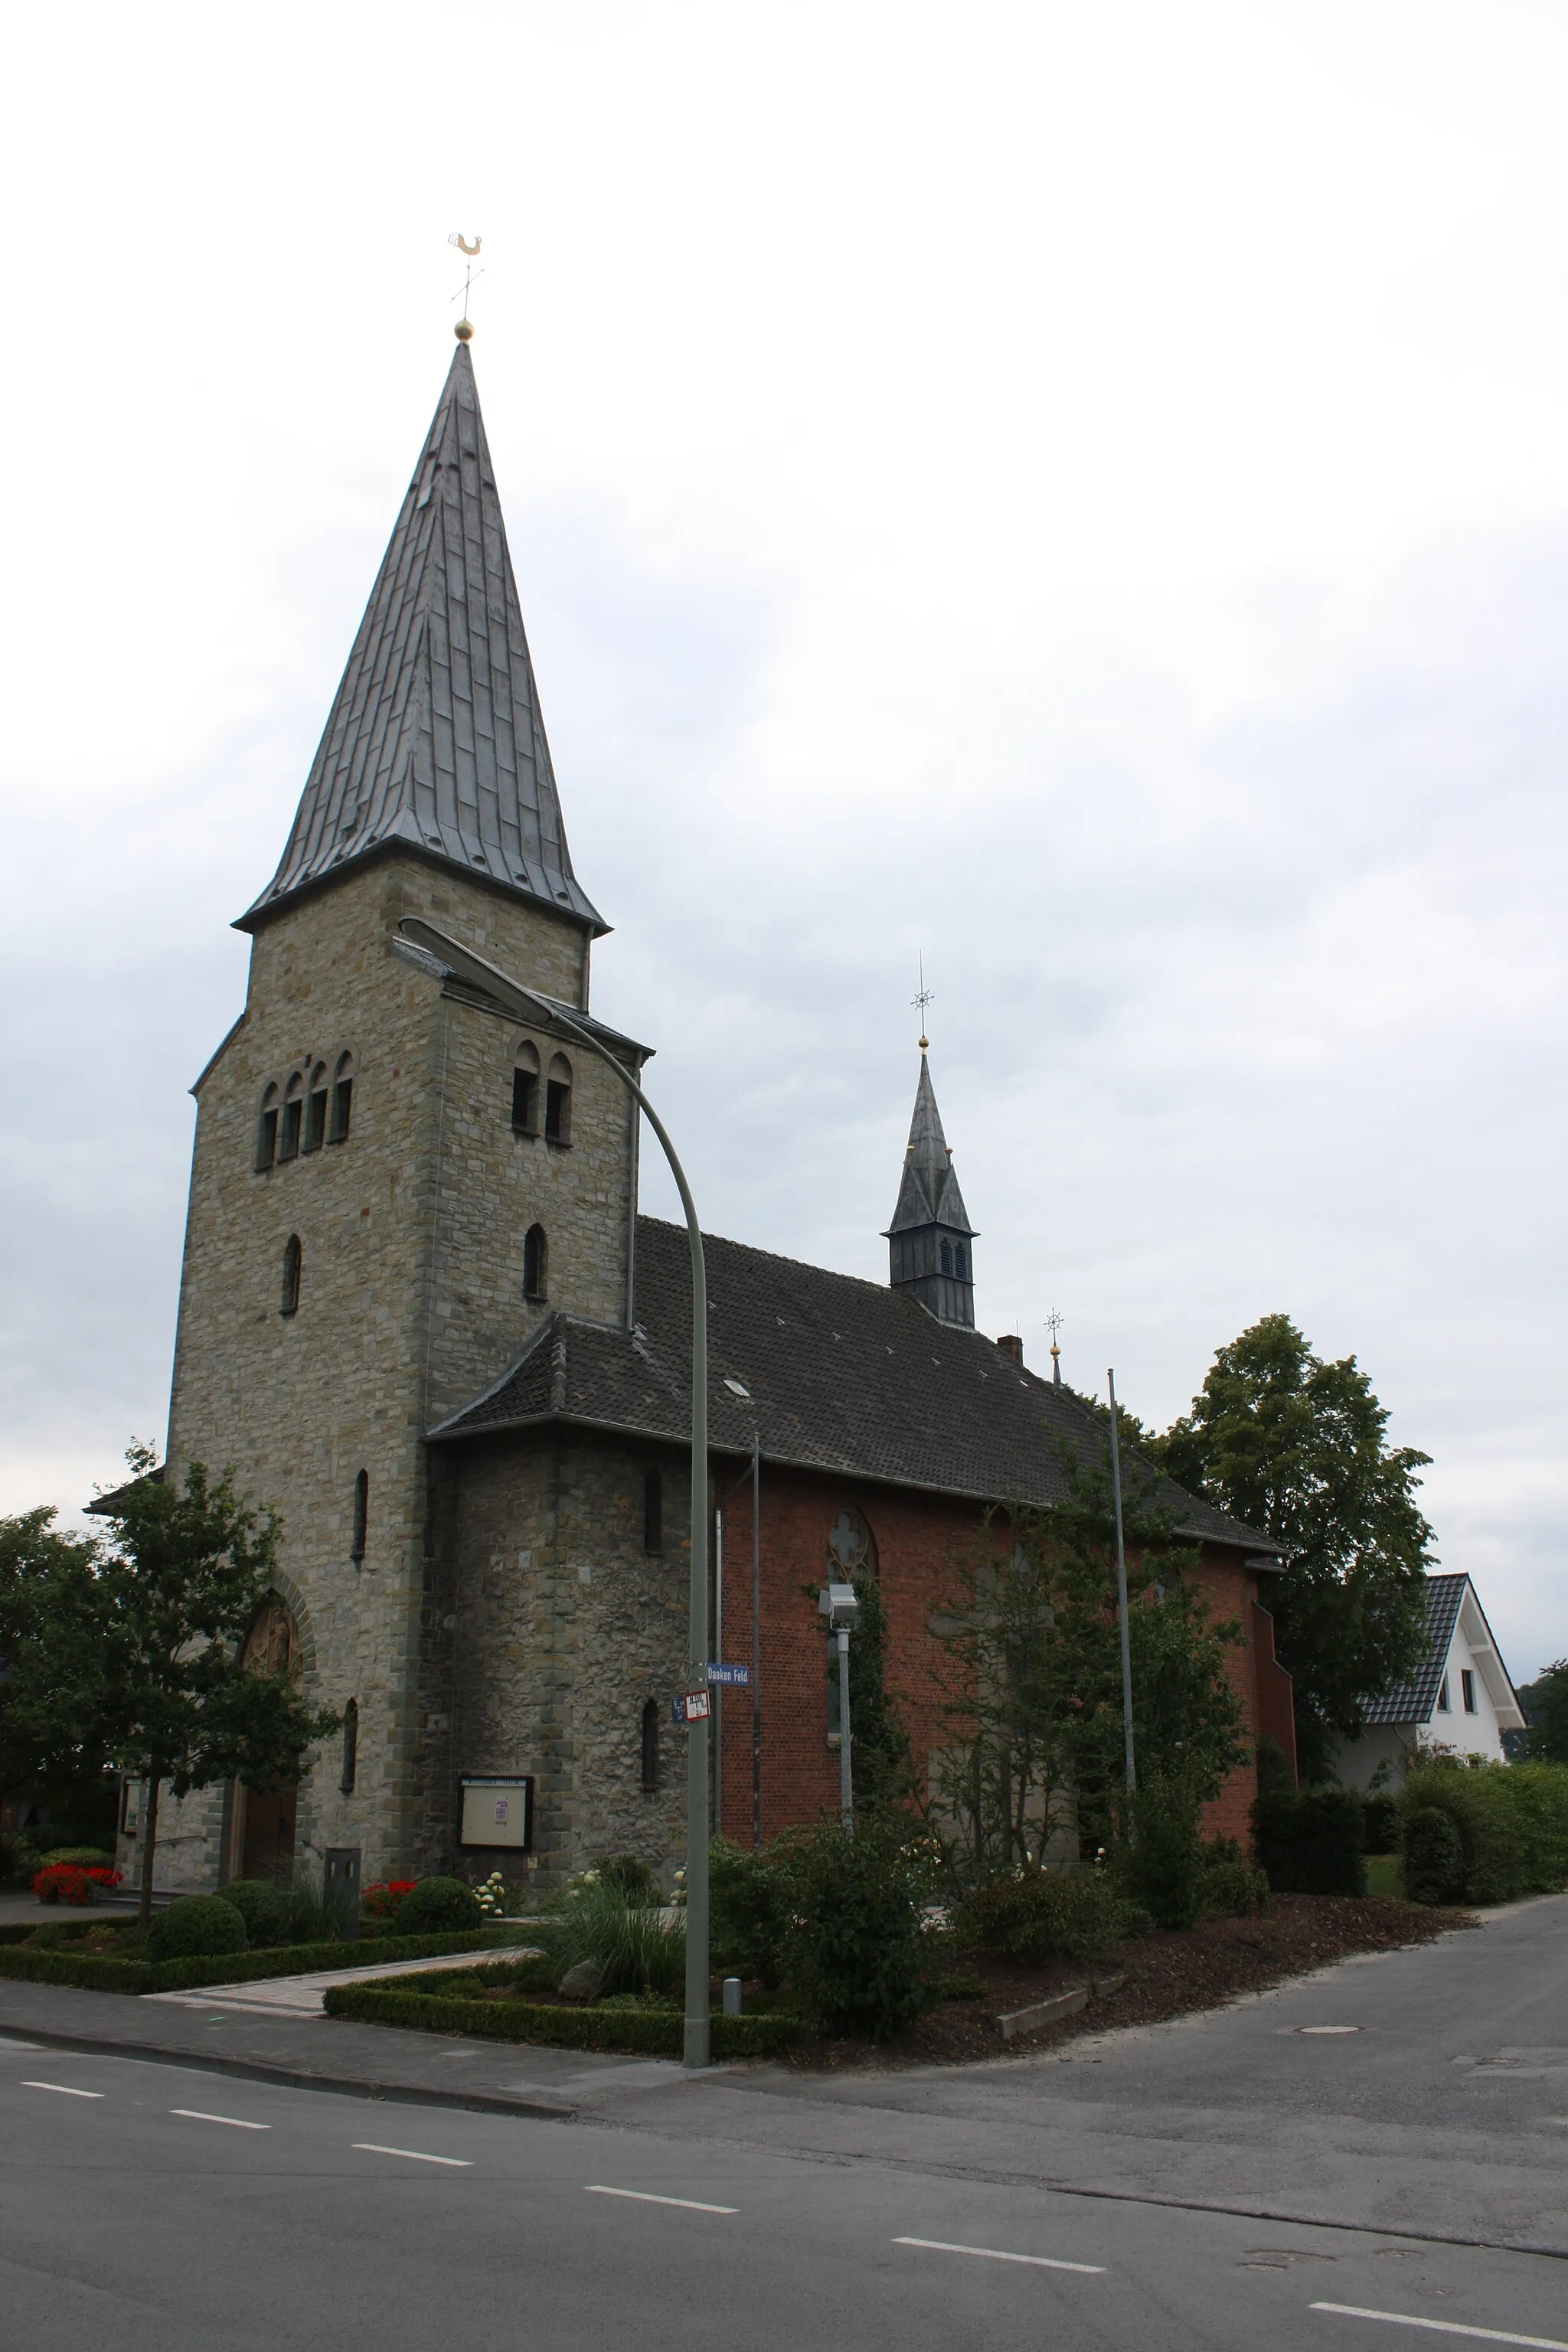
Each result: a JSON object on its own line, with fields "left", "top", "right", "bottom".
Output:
{"left": 2, "top": 2, "right": 1565, "bottom": 1678}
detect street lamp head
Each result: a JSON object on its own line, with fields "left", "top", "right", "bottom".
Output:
{"left": 818, "top": 1580, "right": 859, "bottom": 1630}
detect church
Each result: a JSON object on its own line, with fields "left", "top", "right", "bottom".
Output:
{"left": 122, "top": 333, "right": 1295, "bottom": 1901}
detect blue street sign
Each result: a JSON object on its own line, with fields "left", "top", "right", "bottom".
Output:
{"left": 706, "top": 1663, "right": 751, "bottom": 1688}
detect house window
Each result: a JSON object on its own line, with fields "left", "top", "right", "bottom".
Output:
{"left": 523, "top": 1223, "right": 547, "bottom": 1301}
{"left": 1462, "top": 1669, "right": 1477, "bottom": 1715}
{"left": 643, "top": 1470, "right": 662, "bottom": 1554}
{"left": 279, "top": 1073, "right": 304, "bottom": 1162}
{"left": 351, "top": 1470, "right": 368, "bottom": 1565}
{"left": 511, "top": 1041, "right": 540, "bottom": 1134}
{"left": 328, "top": 1052, "right": 354, "bottom": 1144}
{"left": 640, "top": 1697, "right": 661, "bottom": 1793}
{"left": 304, "top": 1062, "right": 328, "bottom": 1153}
{"left": 1436, "top": 1674, "right": 1450, "bottom": 1713}
{"left": 280, "top": 1234, "right": 302, "bottom": 1318}
{"left": 544, "top": 1053, "right": 572, "bottom": 1145}
{"left": 340, "top": 1699, "right": 358, "bottom": 1795}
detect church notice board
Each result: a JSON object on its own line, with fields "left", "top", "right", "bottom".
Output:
{"left": 459, "top": 1775, "right": 534, "bottom": 1851}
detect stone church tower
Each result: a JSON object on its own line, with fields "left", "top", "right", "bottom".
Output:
{"left": 156, "top": 337, "right": 644, "bottom": 1890}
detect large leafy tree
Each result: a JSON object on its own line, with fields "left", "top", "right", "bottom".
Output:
{"left": 1518, "top": 1662, "right": 1568, "bottom": 1764}
{"left": 7, "top": 1448, "right": 338, "bottom": 1923}
{"left": 0, "top": 1508, "right": 119, "bottom": 1806}
{"left": 1156, "top": 1315, "right": 1432, "bottom": 1782}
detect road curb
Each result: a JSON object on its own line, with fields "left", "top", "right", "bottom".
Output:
{"left": 0, "top": 2023, "right": 577, "bottom": 2124}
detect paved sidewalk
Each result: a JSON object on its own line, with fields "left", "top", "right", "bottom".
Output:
{"left": 144, "top": 1942, "right": 541, "bottom": 2017}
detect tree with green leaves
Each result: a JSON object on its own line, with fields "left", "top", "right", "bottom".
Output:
{"left": 1155, "top": 1315, "right": 1432, "bottom": 1782}
{"left": 926, "top": 1442, "right": 1246, "bottom": 1889}
{"left": 8, "top": 1447, "right": 338, "bottom": 1924}
{"left": 0, "top": 1508, "right": 118, "bottom": 1810}
{"left": 1519, "top": 1661, "right": 1568, "bottom": 1765}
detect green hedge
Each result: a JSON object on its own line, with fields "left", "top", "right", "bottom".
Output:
{"left": 322, "top": 1977, "right": 806, "bottom": 2058}
{"left": 1252, "top": 1788, "right": 1366, "bottom": 1896}
{"left": 1397, "top": 1760, "right": 1568, "bottom": 1906}
{"left": 0, "top": 1926, "right": 524, "bottom": 1996}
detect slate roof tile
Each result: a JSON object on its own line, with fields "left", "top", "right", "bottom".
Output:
{"left": 431, "top": 1216, "right": 1280, "bottom": 1555}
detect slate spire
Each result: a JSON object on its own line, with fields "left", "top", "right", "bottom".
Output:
{"left": 239, "top": 341, "right": 605, "bottom": 934}
{"left": 884, "top": 1050, "right": 978, "bottom": 1328}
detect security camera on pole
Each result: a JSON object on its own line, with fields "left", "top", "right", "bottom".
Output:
{"left": 818, "top": 1580, "right": 860, "bottom": 1831}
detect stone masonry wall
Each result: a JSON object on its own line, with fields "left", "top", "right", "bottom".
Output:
{"left": 142, "top": 849, "right": 635, "bottom": 1894}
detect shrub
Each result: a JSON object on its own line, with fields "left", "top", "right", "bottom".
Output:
{"left": 32, "top": 1864, "right": 121, "bottom": 1906}
{"left": 1360, "top": 1795, "right": 1399, "bottom": 1857}
{"left": 41, "top": 1845, "right": 117, "bottom": 1868}
{"left": 217, "top": 1879, "right": 290, "bottom": 1947}
{"left": 361, "top": 1879, "right": 417, "bottom": 1932}
{"left": 1117, "top": 1777, "right": 1204, "bottom": 1929}
{"left": 0, "top": 1833, "right": 42, "bottom": 1883}
{"left": 708, "top": 1836, "right": 792, "bottom": 1986}
{"left": 1396, "top": 1759, "right": 1568, "bottom": 1905}
{"left": 535, "top": 1872, "right": 684, "bottom": 1996}
{"left": 1252, "top": 1788, "right": 1366, "bottom": 1896}
{"left": 778, "top": 1816, "right": 936, "bottom": 2042}
{"left": 959, "top": 1867, "right": 1124, "bottom": 1964}
{"left": 1402, "top": 1805, "right": 1465, "bottom": 1905}
{"left": 598, "top": 1854, "right": 658, "bottom": 1900}
{"left": 147, "top": 1894, "right": 248, "bottom": 1962}
{"left": 394, "top": 1876, "right": 482, "bottom": 1936}
{"left": 1197, "top": 1835, "right": 1269, "bottom": 1919}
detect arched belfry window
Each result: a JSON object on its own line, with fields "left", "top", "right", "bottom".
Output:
{"left": 304, "top": 1061, "right": 329, "bottom": 1154}
{"left": 511, "top": 1040, "right": 541, "bottom": 1135}
{"left": 523, "top": 1223, "right": 547, "bottom": 1301}
{"left": 640, "top": 1697, "right": 661, "bottom": 1793}
{"left": 643, "top": 1471, "right": 662, "bottom": 1554}
{"left": 279, "top": 1072, "right": 305, "bottom": 1163}
{"left": 256, "top": 1083, "right": 279, "bottom": 1173}
{"left": 280, "top": 1234, "right": 302, "bottom": 1318}
{"left": 351, "top": 1470, "right": 368, "bottom": 1565}
{"left": 340, "top": 1698, "right": 358, "bottom": 1795}
{"left": 544, "top": 1053, "right": 572, "bottom": 1145}
{"left": 328, "top": 1052, "right": 354, "bottom": 1145}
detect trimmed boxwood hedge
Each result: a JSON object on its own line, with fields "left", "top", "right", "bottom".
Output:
{"left": 0, "top": 1926, "right": 524, "bottom": 1996}
{"left": 322, "top": 1975, "right": 806, "bottom": 2058}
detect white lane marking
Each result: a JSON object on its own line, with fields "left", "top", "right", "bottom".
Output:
{"left": 586, "top": 2184, "right": 738, "bottom": 2214}
{"left": 1312, "top": 2304, "right": 1568, "bottom": 2349}
{"left": 894, "top": 2236, "right": 1106, "bottom": 2275}
{"left": 351, "top": 2142, "right": 472, "bottom": 2167}
{"left": 171, "top": 2108, "right": 270, "bottom": 2130}
{"left": 22, "top": 2081, "right": 104, "bottom": 2099}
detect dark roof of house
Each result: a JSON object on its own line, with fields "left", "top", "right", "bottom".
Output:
{"left": 430, "top": 1216, "right": 1282, "bottom": 1554}
{"left": 83, "top": 1465, "right": 165, "bottom": 1517}
{"left": 1360, "top": 1573, "right": 1467, "bottom": 1726}
{"left": 238, "top": 341, "right": 605, "bottom": 937}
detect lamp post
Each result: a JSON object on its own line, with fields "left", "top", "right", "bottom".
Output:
{"left": 818, "top": 1581, "right": 860, "bottom": 1831}
{"left": 1107, "top": 1368, "right": 1136, "bottom": 1795}
{"left": 396, "top": 917, "right": 713, "bottom": 2070}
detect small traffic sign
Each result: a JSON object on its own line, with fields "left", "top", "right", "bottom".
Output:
{"left": 670, "top": 1689, "right": 712, "bottom": 1725}
{"left": 706, "top": 1662, "right": 751, "bottom": 1688}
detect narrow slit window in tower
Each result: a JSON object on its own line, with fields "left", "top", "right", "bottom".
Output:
{"left": 523, "top": 1223, "right": 547, "bottom": 1301}
{"left": 351, "top": 1470, "right": 368, "bottom": 1564}
{"left": 280, "top": 1234, "right": 302, "bottom": 1318}
{"left": 340, "top": 1699, "right": 358, "bottom": 1795}
{"left": 544, "top": 1053, "right": 572, "bottom": 1144}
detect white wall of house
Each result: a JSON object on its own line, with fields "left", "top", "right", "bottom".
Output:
{"left": 1332, "top": 1578, "right": 1522, "bottom": 1788}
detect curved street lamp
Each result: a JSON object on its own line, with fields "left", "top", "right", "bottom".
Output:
{"left": 396, "top": 917, "right": 713, "bottom": 2069}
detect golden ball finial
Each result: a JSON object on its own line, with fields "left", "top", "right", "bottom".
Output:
{"left": 919, "top": 1035, "right": 929, "bottom": 1052}
{"left": 455, "top": 317, "right": 474, "bottom": 343}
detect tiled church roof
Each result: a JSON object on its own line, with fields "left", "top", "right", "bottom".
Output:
{"left": 238, "top": 341, "right": 604, "bottom": 936}
{"left": 431, "top": 1215, "right": 1282, "bottom": 1555}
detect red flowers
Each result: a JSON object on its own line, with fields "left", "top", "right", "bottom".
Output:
{"left": 33, "top": 1864, "right": 122, "bottom": 1906}
{"left": 360, "top": 1879, "right": 416, "bottom": 1929}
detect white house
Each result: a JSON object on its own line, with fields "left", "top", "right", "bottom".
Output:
{"left": 1332, "top": 1573, "right": 1524, "bottom": 1790}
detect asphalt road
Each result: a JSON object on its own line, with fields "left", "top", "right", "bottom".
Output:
{"left": 3, "top": 2034, "right": 1566, "bottom": 2352}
